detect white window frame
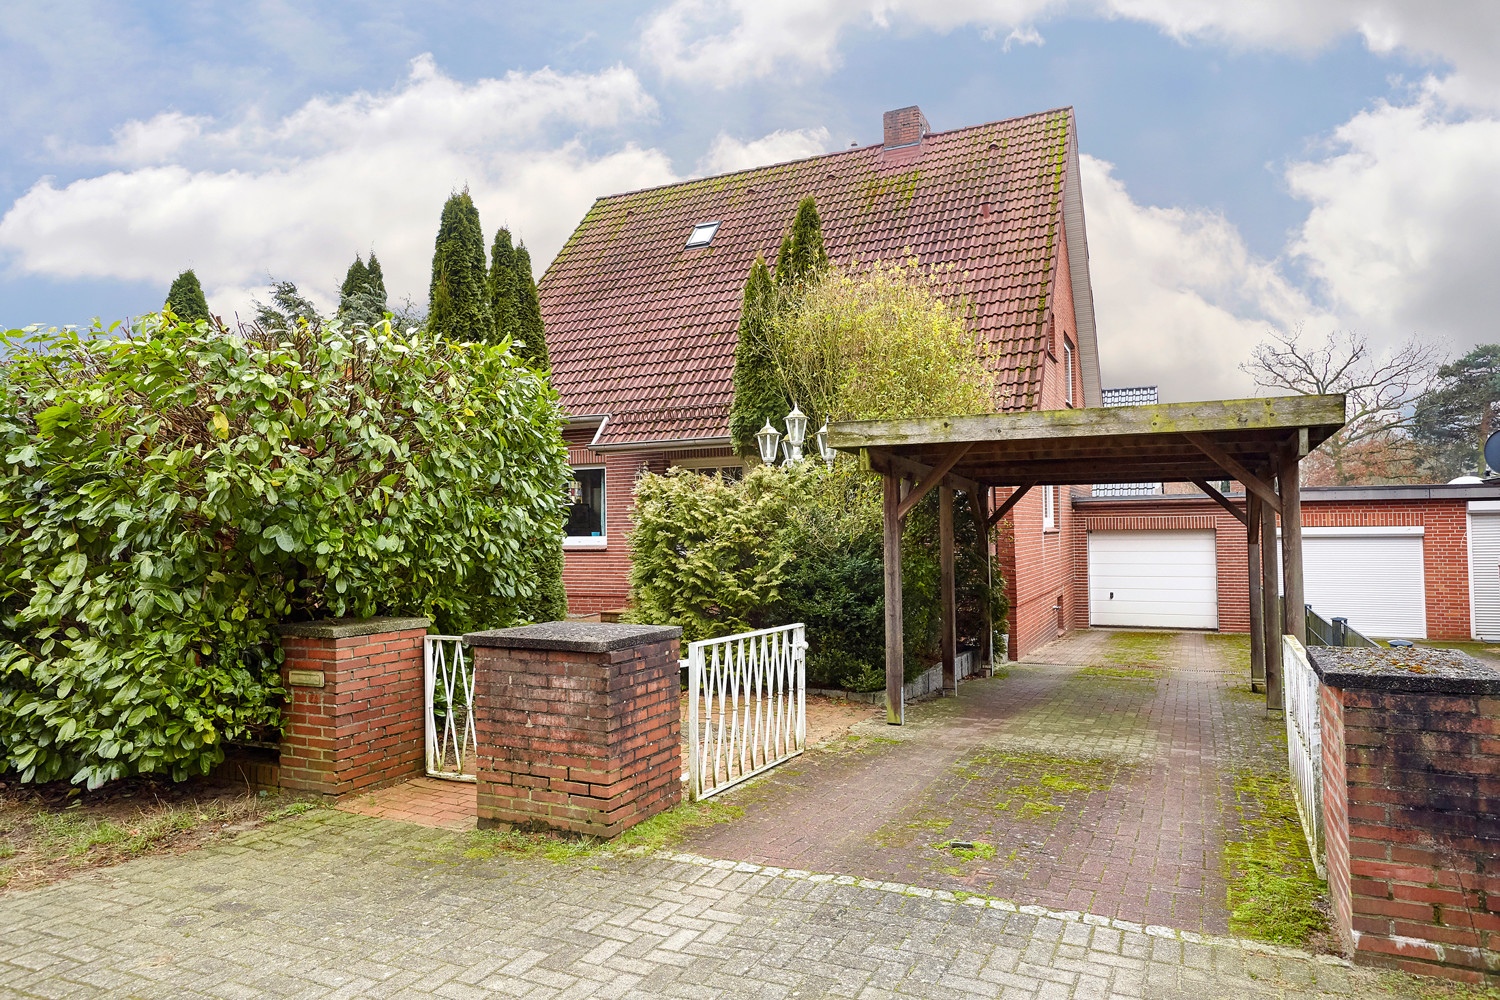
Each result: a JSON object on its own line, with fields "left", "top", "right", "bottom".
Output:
{"left": 1042, "top": 484, "right": 1057, "bottom": 532}
{"left": 564, "top": 465, "right": 608, "bottom": 550}
{"left": 1063, "top": 338, "right": 1075, "bottom": 407}
{"left": 670, "top": 456, "right": 744, "bottom": 475}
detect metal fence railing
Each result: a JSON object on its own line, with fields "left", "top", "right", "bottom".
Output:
{"left": 424, "top": 635, "right": 477, "bottom": 781}
{"left": 686, "top": 623, "right": 806, "bottom": 801}
{"left": 1284, "top": 599, "right": 1380, "bottom": 649}
{"left": 1282, "top": 636, "right": 1326, "bottom": 876}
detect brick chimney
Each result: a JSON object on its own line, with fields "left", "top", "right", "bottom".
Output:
{"left": 882, "top": 106, "right": 928, "bottom": 149}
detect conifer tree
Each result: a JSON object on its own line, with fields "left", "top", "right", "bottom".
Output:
{"left": 728, "top": 257, "right": 787, "bottom": 457}
{"left": 774, "top": 196, "right": 829, "bottom": 289}
{"left": 165, "top": 269, "right": 211, "bottom": 324}
{"left": 512, "top": 241, "right": 549, "bottom": 368}
{"left": 365, "top": 251, "right": 387, "bottom": 309}
{"left": 427, "top": 190, "right": 495, "bottom": 342}
{"left": 339, "top": 255, "right": 369, "bottom": 308}
{"left": 338, "top": 252, "right": 390, "bottom": 328}
{"left": 487, "top": 227, "right": 520, "bottom": 340}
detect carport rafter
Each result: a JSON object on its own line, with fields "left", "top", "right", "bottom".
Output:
{"left": 831, "top": 394, "right": 1346, "bottom": 723}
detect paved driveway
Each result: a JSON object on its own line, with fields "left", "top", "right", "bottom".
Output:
{"left": 2, "top": 809, "right": 1386, "bottom": 999}
{"left": 683, "top": 630, "right": 1280, "bottom": 934}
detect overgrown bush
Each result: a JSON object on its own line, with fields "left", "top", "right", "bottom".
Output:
{"left": 0, "top": 314, "right": 569, "bottom": 787}
{"left": 627, "top": 465, "right": 1006, "bottom": 690}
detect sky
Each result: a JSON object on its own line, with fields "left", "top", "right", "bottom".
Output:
{"left": 2, "top": 1, "right": 1498, "bottom": 401}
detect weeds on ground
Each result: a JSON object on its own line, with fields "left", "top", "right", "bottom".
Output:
{"left": 1079, "top": 666, "right": 1158, "bottom": 681}
{"left": 955, "top": 749, "right": 1111, "bottom": 820}
{"left": 1223, "top": 769, "right": 1327, "bottom": 946}
{"left": 1376, "top": 972, "right": 1500, "bottom": 999}
{"left": 1101, "top": 631, "right": 1173, "bottom": 668}
{"left": 462, "top": 799, "right": 743, "bottom": 865}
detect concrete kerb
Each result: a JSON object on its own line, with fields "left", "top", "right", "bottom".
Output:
{"left": 659, "top": 850, "right": 1354, "bottom": 967}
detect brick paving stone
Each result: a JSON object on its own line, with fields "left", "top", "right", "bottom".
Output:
{"left": 681, "top": 629, "right": 1284, "bottom": 936}
{"left": 0, "top": 808, "right": 1425, "bottom": 999}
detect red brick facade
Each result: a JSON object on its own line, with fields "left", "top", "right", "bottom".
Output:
{"left": 273, "top": 617, "right": 430, "bottom": 797}
{"left": 1320, "top": 680, "right": 1500, "bottom": 983}
{"left": 1069, "top": 492, "right": 1480, "bottom": 640}
{"left": 467, "top": 623, "right": 682, "bottom": 838}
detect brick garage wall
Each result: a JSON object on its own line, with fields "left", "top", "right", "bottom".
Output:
{"left": 274, "top": 617, "right": 429, "bottom": 797}
{"left": 1069, "top": 494, "right": 1474, "bottom": 639}
{"left": 1320, "top": 680, "right": 1500, "bottom": 983}
{"left": 468, "top": 623, "right": 682, "bottom": 838}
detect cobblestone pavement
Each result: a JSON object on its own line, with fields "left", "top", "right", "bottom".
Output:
{"left": 1, "top": 808, "right": 1406, "bottom": 1000}
{"left": 683, "top": 630, "right": 1282, "bottom": 934}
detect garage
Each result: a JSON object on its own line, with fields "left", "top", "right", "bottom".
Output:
{"left": 1088, "top": 530, "right": 1218, "bottom": 629}
{"left": 1291, "top": 527, "right": 1427, "bottom": 639}
{"left": 1468, "top": 502, "right": 1500, "bottom": 640}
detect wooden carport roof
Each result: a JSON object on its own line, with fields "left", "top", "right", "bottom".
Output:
{"left": 826, "top": 394, "right": 1347, "bottom": 723}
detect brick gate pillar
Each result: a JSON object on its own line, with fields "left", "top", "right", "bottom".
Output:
{"left": 464, "top": 622, "right": 682, "bottom": 838}
{"left": 1312, "top": 646, "right": 1500, "bottom": 985}
{"left": 274, "top": 616, "right": 430, "bottom": 797}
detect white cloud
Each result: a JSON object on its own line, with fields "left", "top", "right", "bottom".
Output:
{"left": 1080, "top": 155, "right": 1326, "bottom": 401}
{"left": 639, "top": 0, "right": 1500, "bottom": 109}
{"left": 0, "top": 57, "right": 674, "bottom": 319}
{"left": 696, "top": 127, "right": 833, "bottom": 175}
{"left": 1285, "top": 96, "right": 1500, "bottom": 356}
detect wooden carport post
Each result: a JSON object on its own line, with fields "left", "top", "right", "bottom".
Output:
{"left": 1276, "top": 435, "right": 1308, "bottom": 711}
{"left": 972, "top": 487, "right": 993, "bottom": 674}
{"left": 883, "top": 474, "right": 904, "bottom": 725}
{"left": 1259, "top": 464, "right": 1282, "bottom": 711}
{"left": 939, "top": 485, "right": 957, "bottom": 695}
{"left": 1246, "top": 491, "right": 1265, "bottom": 692}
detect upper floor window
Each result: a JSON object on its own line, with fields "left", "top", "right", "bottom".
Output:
{"left": 685, "top": 221, "right": 721, "bottom": 248}
{"left": 1063, "top": 338, "right": 1075, "bottom": 407}
{"left": 1042, "top": 483, "right": 1056, "bottom": 531}
{"left": 566, "top": 467, "right": 606, "bottom": 540}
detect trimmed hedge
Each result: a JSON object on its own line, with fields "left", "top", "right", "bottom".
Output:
{"left": 0, "top": 314, "right": 569, "bottom": 787}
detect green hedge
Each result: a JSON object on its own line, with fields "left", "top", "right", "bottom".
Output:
{"left": 0, "top": 315, "right": 569, "bottom": 787}
{"left": 627, "top": 465, "right": 1006, "bottom": 691}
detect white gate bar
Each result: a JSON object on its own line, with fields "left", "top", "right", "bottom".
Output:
{"left": 687, "top": 623, "right": 806, "bottom": 801}
{"left": 424, "top": 635, "right": 478, "bottom": 782}
{"left": 1282, "top": 635, "right": 1325, "bottom": 877}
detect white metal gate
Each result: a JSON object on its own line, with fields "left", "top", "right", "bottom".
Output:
{"left": 687, "top": 624, "right": 807, "bottom": 801}
{"left": 424, "top": 635, "right": 477, "bottom": 781}
{"left": 1282, "top": 635, "right": 1325, "bottom": 876}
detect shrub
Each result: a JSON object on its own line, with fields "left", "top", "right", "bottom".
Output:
{"left": 0, "top": 314, "right": 569, "bottom": 787}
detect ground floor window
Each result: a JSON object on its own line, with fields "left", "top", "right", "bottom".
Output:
{"left": 566, "top": 467, "right": 606, "bottom": 539}
{"left": 669, "top": 456, "right": 744, "bottom": 481}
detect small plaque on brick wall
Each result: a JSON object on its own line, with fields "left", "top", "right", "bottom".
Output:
{"left": 287, "top": 669, "right": 325, "bottom": 688}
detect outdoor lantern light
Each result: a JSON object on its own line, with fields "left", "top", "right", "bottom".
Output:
{"left": 784, "top": 404, "right": 808, "bottom": 464}
{"left": 815, "top": 422, "right": 836, "bottom": 466}
{"left": 756, "top": 419, "right": 781, "bottom": 465}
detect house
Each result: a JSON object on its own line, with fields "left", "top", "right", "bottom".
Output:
{"left": 1070, "top": 481, "right": 1500, "bottom": 641}
{"left": 538, "top": 104, "right": 1103, "bottom": 660}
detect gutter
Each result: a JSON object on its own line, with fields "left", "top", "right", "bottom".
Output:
{"left": 587, "top": 434, "right": 733, "bottom": 454}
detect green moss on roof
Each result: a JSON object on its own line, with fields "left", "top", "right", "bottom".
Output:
{"left": 861, "top": 169, "right": 922, "bottom": 212}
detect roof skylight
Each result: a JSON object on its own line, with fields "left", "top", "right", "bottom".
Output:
{"left": 685, "top": 221, "right": 721, "bottom": 248}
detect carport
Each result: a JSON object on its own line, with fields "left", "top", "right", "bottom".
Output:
{"left": 828, "top": 394, "right": 1347, "bottom": 720}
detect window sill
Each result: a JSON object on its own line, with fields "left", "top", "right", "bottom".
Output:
{"left": 563, "top": 538, "right": 608, "bottom": 551}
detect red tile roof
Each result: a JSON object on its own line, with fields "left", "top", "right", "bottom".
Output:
{"left": 539, "top": 107, "right": 1081, "bottom": 448}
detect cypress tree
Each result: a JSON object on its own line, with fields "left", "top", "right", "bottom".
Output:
{"left": 487, "top": 227, "right": 520, "bottom": 341}
{"left": 774, "top": 196, "right": 829, "bottom": 289}
{"left": 338, "top": 252, "right": 390, "bottom": 328}
{"left": 512, "top": 241, "right": 549, "bottom": 369}
{"left": 728, "top": 257, "right": 787, "bottom": 457}
{"left": 522, "top": 536, "right": 570, "bottom": 624}
{"left": 339, "top": 255, "right": 369, "bottom": 310}
{"left": 165, "top": 269, "right": 211, "bottom": 324}
{"left": 427, "top": 190, "right": 495, "bottom": 342}
{"left": 365, "top": 251, "right": 387, "bottom": 311}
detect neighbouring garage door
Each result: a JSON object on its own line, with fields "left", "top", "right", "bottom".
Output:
{"left": 1468, "top": 504, "right": 1500, "bottom": 640}
{"left": 1289, "top": 528, "right": 1427, "bottom": 640}
{"left": 1088, "top": 530, "right": 1218, "bottom": 629}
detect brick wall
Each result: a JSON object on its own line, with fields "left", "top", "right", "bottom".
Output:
{"left": 1069, "top": 495, "right": 1473, "bottom": 639}
{"left": 468, "top": 622, "right": 683, "bottom": 838}
{"left": 1320, "top": 679, "right": 1500, "bottom": 983}
{"left": 274, "top": 617, "right": 429, "bottom": 797}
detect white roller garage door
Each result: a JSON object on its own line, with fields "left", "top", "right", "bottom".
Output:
{"left": 1088, "top": 530, "right": 1218, "bottom": 629}
{"left": 1284, "top": 528, "right": 1427, "bottom": 640}
{"left": 1468, "top": 503, "right": 1500, "bottom": 640}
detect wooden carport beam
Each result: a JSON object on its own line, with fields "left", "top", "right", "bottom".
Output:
{"left": 1191, "top": 480, "right": 1248, "bottom": 526}
{"left": 858, "top": 448, "right": 982, "bottom": 497}
{"left": 1182, "top": 432, "right": 1282, "bottom": 515}
{"left": 987, "top": 483, "right": 1035, "bottom": 529}
{"left": 895, "top": 444, "right": 974, "bottom": 520}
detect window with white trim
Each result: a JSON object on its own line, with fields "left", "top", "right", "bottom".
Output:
{"left": 565, "top": 467, "right": 606, "bottom": 542}
{"left": 1042, "top": 484, "right": 1056, "bottom": 531}
{"left": 1063, "top": 338, "right": 1075, "bottom": 407}
{"left": 670, "top": 456, "right": 744, "bottom": 481}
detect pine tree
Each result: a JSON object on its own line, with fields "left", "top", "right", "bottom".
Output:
{"left": 512, "top": 241, "right": 549, "bottom": 368}
{"left": 728, "top": 257, "right": 787, "bottom": 457}
{"left": 487, "top": 227, "right": 520, "bottom": 341}
{"left": 1414, "top": 345, "right": 1500, "bottom": 477}
{"left": 365, "top": 251, "right": 387, "bottom": 309}
{"left": 165, "top": 269, "right": 211, "bottom": 324}
{"left": 339, "top": 256, "right": 369, "bottom": 310}
{"left": 254, "top": 280, "right": 320, "bottom": 332}
{"left": 774, "top": 196, "right": 829, "bottom": 290}
{"left": 339, "top": 252, "right": 389, "bottom": 328}
{"left": 427, "top": 190, "right": 495, "bottom": 342}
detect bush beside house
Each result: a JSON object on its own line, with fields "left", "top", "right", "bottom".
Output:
{"left": 0, "top": 314, "right": 569, "bottom": 787}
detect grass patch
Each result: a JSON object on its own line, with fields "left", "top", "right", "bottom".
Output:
{"left": 1223, "top": 770, "right": 1327, "bottom": 946}
{"left": 1376, "top": 972, "right": 1500, "bottom": 999}
{"left": 872, "top": 812, "right": 951, "bottom": 848}
{"left": 956, "top": 749, "right": 1112, "bottom": 822}
{"left": 1205, "top": 632, "right": 1251, "bottom": 673}
{"left": 462, "top": 799, "right": 744, "bottom": 864}
{"left": 1101, "top": 631, "right": 1173, "bottom": 668}
{"left": 1413, "top": 639, "right": 1500, "bottom": 664}
{"left": 941, "top": 840, "right": 997, "bottom": 863}
{"left": 1079, "top": 666, "right": 1158, "bottom": 681}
